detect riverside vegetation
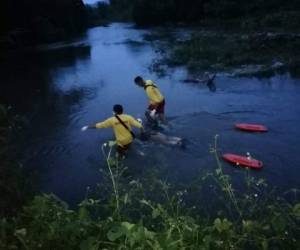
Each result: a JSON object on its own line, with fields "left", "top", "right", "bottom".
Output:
{"left": 1, "top": 105, "right": 299, "bottom": 250}
{"left": 0, "top": 0, "right": 87, "bottom": 49}
{"left": 147, "top": 30, "right": 300, "bottom": 78}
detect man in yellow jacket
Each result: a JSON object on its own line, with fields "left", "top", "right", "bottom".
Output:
{"left": 81, "top": 104, "right": 143, "bottom": 155}
{"left": 134, "top": 76, "right": 166, "bottom": 124}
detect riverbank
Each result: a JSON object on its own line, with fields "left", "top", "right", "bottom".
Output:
{"left": 148, "top": 29, "right": 300, "bottom": 78}
{"left": 1, "top": 136, "right": 300, "bottom": 250}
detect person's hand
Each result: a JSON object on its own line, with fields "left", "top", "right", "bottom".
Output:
{"left": 81, "top": 126, "right": 89, "bottom": 131}
{"left": 150, "top": 109, "right": 156, "bottom": 118}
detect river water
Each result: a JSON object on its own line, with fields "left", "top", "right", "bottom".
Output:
{"left": 1, "top": 23, "right": 300, "bottom": 205}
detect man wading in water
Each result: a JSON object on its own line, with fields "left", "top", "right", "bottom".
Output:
{"left": 81, "top": 104, "right": 144, "bottom": 156}
{"left": 134, "top": 76, "right": 166, "bottom": 124}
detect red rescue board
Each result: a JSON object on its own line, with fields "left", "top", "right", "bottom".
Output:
{"left": 235, "top": 123, "right": 268, "bottom": 132}
{"left": 222, "top": 154, "right": 263, "bottom": 169}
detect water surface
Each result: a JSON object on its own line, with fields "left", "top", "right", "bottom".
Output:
{"left": 1, "top": 23, "right": 300, "bottom": 205}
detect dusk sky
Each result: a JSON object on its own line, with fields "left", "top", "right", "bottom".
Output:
{"left": 83, "top": 0, "right": 103, "bottom": 4}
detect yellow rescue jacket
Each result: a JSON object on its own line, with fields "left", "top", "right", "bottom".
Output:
{"left": 96, "top": 114, "right": 142, "bottom": 146}
{"left": 144, "top": 80, "right": 164, "bottom": 105}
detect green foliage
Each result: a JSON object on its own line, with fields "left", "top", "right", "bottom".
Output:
{"left": 1, "top": 135, "right": 299, "bottom": 250}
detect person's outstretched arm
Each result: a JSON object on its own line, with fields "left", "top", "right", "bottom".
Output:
{"left": 81, "top": 118, "right": 113, "bottom": 131}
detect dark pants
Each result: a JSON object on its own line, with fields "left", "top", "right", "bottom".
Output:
{"left": 117, "top": 143, "right": 131, "bottom": 156}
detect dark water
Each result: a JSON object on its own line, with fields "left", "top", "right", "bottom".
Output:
{"left": 1, "top": 23, "right": 300, "bottom": 205}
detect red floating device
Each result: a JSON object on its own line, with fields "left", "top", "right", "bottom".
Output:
{"left": 222, "top": 154, "right": 263, "bottom": 169}
{"left": 235, "top": 123, "right": 268, "bottom": 132}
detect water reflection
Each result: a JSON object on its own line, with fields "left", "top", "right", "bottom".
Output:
{"left": 37, "top": 45, "right": 91, "bottom": 68}
{"left": 0, "top": 44, "right": 91, "bottom": 112}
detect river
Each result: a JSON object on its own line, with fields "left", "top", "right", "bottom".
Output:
{"left": 1, "top": 23, "right": 300, "bottom": 205}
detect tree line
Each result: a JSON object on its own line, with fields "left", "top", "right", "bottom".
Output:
{"left": 1, "top": 0, "right": 300, "bottom": 49}
{"left": 0, "top": 0, "right": 87, "bottom": 49}
{"left": 88, "top": 0, "right": 300, "bottom": 28}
